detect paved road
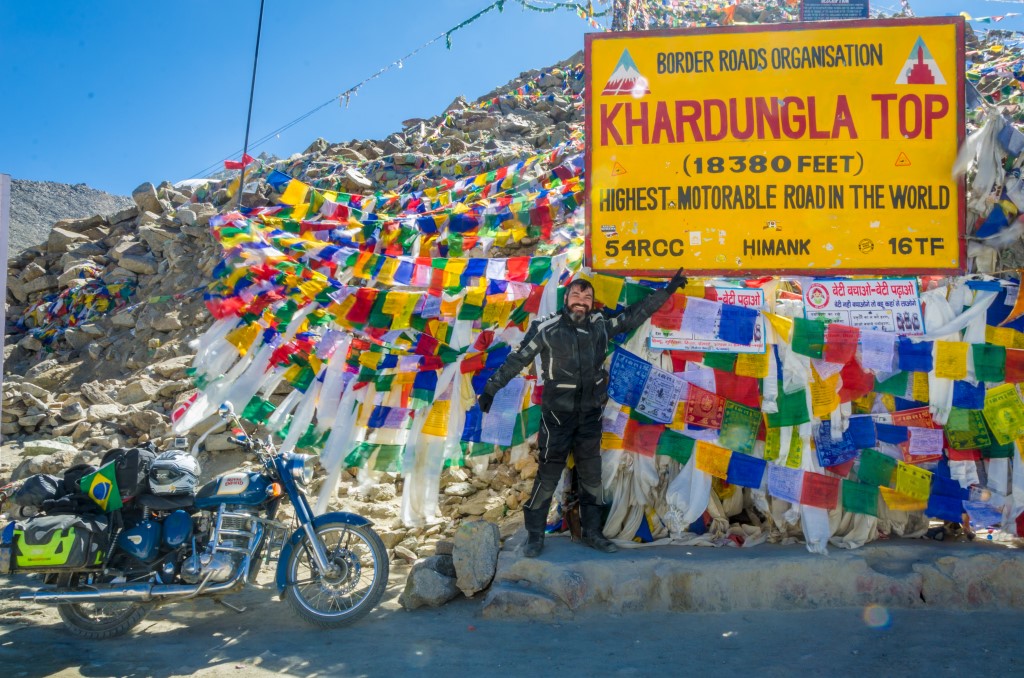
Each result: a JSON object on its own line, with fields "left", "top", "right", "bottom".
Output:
{"left": 2, "top": 568, "right": 1022, "bottom": 678}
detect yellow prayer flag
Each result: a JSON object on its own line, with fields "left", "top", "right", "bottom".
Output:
{"left": 765, "top": 313, "right": 794, "bottom": 343}
{"left": 911, "top": 372, "right": 930, "bottom": 403}
{"left": 895, "top": 461, "right": 932, "bottom": 501}
{"left": 601, "top": 432, "right": 624, "bottom": 450}
{"left": 810, "top": 373, "right": 840, "bottom": 418}
{"left": 394, "top": 294, "right": 418, "bottom": 330}
{"left": 225, "top": 323, "right": 261, "bottom": 355}
{"left": 736, "top": 351, "right": 770, "bottom": 378}
{"left": 671, "top": 400, "right": 688, "bottom": 430}
{"left": 983, "top": 383, "right": 1024, "bottom": 444}
{"left": 422, "top": 400, "right": 451, "bottom": 437}
{"left": 440, "top": 295, "right": 460, "bottom": 319}
{"left": 377, "top": 258, "right": 399, "bottom": 286}
{"left": 879, "top": 486, "right": 928, "bottom": 512}
{"left": 358, "top": 352, "right": 383, "bottom": 370}
{"left": 465, "top": 286, "right": 486, "bottom": 307}
{"left": 592, "top": 273, "right": 625, "bottom": 308}
{"left": 986, "top": 326, "right": 1018, "bottom": 349}
{"left": 443, "top": 259, "right": 468, "bottom": 287}
{"left": 934, "top": 341, "right": 969, "bottom": 380}
{"left": 290, "top": 204, "right": 310, "bottom": 221}
{"left": 279, "top": 179, "right": 310, "bottom": 206}
{"left": 784, "top": 433, "right": 803, "bottom": 469}
{"left": 352, "top": 251, "right": 373, "bottom": 280}
{"left": 695, "top": 441, "right": 731, "bottom": 479}
{"left": 381, "top": 291, "right": 405, "bottom": 316}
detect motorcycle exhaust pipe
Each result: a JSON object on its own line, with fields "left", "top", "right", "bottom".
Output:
{"left": 20, "top": 572, "right": 245, "bottom": 605}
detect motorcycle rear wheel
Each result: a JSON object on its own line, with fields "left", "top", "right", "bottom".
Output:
{"left": 285, "top": 522, "right": 389, "bottom": 628}
{"left": 55, "top": 572, "right": 151, "bottom": 639}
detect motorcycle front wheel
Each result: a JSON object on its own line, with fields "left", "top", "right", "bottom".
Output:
{"left": 285, "top": 522, "right": 389, "bottom": 628}
{"left": 55, "top": 572, "right": 151, "bottom": 639}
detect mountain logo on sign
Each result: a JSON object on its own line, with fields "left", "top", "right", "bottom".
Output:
{"left": 602, "top": 49, "right": 650, "bottom": 96}
{"left": 896, "top": 37, "right": 946, "bottom": 85}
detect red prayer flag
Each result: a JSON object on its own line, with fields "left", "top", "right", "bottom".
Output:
{"left": 223, "top": 153, "right": 256, "bottom": 170}
{"left": 713, "top": 371, "right": 761, "bottom": 409}
{"left": 669, "top": 351, "right": 704, "bottom": 371}
{"left": 838, "top": 360, "right": 874, "bottom": 403}
{"left": 685, "top": 384, "right": 726, "bottom": 429}
{"left": 623, "top": 420, "right": 664, "bottom": 457}
{"left": 651, "top": 293, "right": 685, "bottom": 330}
{"left": 523, "top": 285, "right": 545, "bottom": 313}
{"left": 824, "top": 324, "right": 860, "bottom": 365}
{"left": 1006, "top": 348, "right": 1024, "bottom": 383}
{"left": 506, "top": 257, "right": 529, "bottom": 282}
{"left": 801, "top": 471, "right": 840, "bottom": 510}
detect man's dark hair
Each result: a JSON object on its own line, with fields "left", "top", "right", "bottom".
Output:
{"left": 565, "top": 279, "right": 594, "bottom": 295}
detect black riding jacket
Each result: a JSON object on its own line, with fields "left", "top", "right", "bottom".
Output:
{"left": 483, "top": 287, "right": 672, "bottom": 412}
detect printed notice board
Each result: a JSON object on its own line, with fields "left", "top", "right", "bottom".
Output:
{"left": 584, "top": 17, "right": 965, "bottom": 276}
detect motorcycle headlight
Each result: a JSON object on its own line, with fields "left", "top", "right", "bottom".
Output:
{"left": 288, "top": 455, "right": 315, "bottom": 486}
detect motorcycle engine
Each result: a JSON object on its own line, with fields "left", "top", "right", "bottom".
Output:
{"left": 180, "top": 506, "right": 256, "bottom": 584}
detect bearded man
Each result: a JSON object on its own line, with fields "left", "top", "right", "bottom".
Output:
{"left": 478, "top": 269, "right": 687, "bottom": 557}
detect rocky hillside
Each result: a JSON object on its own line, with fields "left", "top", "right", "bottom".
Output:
{"left": 0, "top": 52, "right": 583, "bottom": 561}
{"left": 8, "top": 180, "right": 134, "bottom": 255}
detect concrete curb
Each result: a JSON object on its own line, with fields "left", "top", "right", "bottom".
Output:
{"left": 482, "top": 531, "right": 1024, "bottom": 618}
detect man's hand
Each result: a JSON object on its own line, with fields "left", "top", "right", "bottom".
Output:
{"left": 478, "top": 392, "right": 494, "bottom": 414}
{"left": 666, "top": 267, "right": 688, "bottom": 294}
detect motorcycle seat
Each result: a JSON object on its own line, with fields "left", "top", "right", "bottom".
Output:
{"left": 133, "top": 493, "right": 195, "bottom": 511}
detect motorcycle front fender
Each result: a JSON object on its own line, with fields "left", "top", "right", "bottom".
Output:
{"left": 275, "top": 512, "right": 373, "bottom": 597}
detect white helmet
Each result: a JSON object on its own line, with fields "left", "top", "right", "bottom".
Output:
{"left": 148, "top": 450, "right": 201, "bottom": 496}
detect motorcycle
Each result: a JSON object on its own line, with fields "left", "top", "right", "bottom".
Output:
{"left": 1, "top": 402, "right": 388, "bottom": 638}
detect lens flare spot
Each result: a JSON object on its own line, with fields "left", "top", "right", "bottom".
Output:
{"left": 863, "top": 604, "right": 891, "bottom": 629}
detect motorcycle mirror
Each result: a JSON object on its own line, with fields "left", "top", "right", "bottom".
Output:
{"left": 218, "top": 402, "right": 235, "bottom": 419}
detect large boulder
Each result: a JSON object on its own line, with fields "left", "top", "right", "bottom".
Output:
{"left": 399, "top": 555, "right": 461, "bottom": 610}
{"left": 452, "top": 519, "right": 500, "bottom": 596}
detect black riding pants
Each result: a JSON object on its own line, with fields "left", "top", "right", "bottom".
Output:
{"left": 523, "top": 407, "right": 606, "bottom": 536}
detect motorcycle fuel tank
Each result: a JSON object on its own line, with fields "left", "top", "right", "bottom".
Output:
{"left": 194, "top": 472, "right": 271, "bottom": 509}
{"left": 117, "top": 520, "right": 161, "bottom": 561}
{"left": 160, "top": 510, "right": 192, "bottom": 549}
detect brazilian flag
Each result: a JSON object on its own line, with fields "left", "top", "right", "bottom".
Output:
{"left": 80, "top": 462, "right": 123, "bottom": 512}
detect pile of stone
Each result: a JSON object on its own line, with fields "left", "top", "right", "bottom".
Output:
{"left": 2, "top": 52, "right": 592, "bottom": 578}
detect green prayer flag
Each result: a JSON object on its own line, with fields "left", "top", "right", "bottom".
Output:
{"left": 457, "top": 300, "right": 484, "bottom": 321}
{"left": 289, "top": 365, "right": 316, "bottom": 392}
{"left": 973, "top": 343, "right": 1006, "bottom": 382}
{"left": 766, "top": 385, "right": 810, "bottom": 427}
{"left": 764, "top": 426, "right": 781, "bottom": 462}
{"left": 703, "top": 352, "right": 737, "bottom": 372}
{"left": 791, "top": 318, "right": 826, "bottom": 359}
{"left": 983, "top": 438, "right": 1015, "bottom": 458}
{"left": 372, "top": 444, "right": 404, "bottom": 472}
{"left": 656, "top": 429, "right": 695, "bottom": 465}
{"left": 242, "top": 396, "right": 277, "bottom": 425}
{"left": 874, "top": 371, "right": 910, "bottom": 397}
{"left": 841, "top": 479, "right": 879, "bottom": 517}
{"left": 719, "top": 400, "right": 760, "bottom": 454}
{"left": 623, "top": 282, "right": 652, "bottom": 306}
{"left": 528, "top": 257, "right": 551, "bottom": 284}
{"left": 944, "top": 408, "right": 992, "bottom": 450}
{"left": 523, "top": 405, "right": 542, "bottom": 438}
{"left": 857, "top": 448, "right": 897, "bottom": 488}
{"left": 80, "top": 462, "right": 123, "bottom": 512}
{"left": 296, "top": 423, "right": 326, "bottom": 450}
{"left": 344, "top": 442, "right": 375, "bottom": 469}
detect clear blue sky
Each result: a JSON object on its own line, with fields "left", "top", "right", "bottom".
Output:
{"left": 1, "top": 1, "right": 1022, "bottom": 195}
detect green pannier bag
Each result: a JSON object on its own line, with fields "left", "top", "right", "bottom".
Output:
{"left": 11, "top": 514, "right": 109, "bottom": 570}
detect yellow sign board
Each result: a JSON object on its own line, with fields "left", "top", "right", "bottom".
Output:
{"left": 585, "top": 18, "right": 965, "bottom": 276}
